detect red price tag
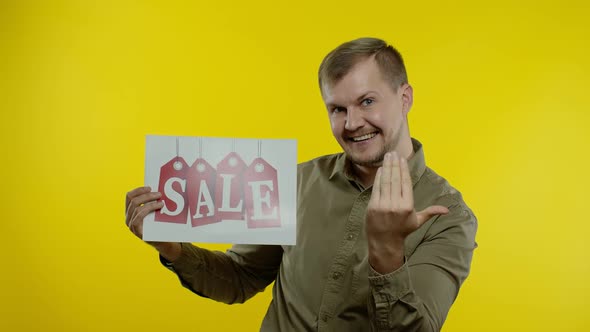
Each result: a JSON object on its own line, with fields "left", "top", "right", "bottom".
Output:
{"left": 215, "top": 152, "right": 246, "bottom": 221}
{"left": 155, "top": 157, "right": 189, "bottom": 224}
{"left": 243, "top": 157, "right": 281, "bottom": 229}
{"left": 187, "top": 158, "right": 220, "bottom": 227}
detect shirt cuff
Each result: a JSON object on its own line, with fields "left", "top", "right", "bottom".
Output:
{"left": 368, "top": 259, "right": 412, "bottom": 301}
{"left": 158, "top": 242, "right": 205, "bottom": 273}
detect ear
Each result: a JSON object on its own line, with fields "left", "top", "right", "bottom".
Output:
{"left": 400, "top": 84, "right": 413, "bottom": 115}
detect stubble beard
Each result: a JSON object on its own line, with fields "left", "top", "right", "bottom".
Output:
{"left": 345, "top": 133, "right": 398, "bottom": 168}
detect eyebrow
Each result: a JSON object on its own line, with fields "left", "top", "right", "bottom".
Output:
{"left": 326, "top": 91, "right": 378, "bottom": 109}
{"left": 356, "top": 91, "right": 377, "bottom": 103}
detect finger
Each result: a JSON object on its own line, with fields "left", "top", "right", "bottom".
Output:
{"left": 400, "top": 157, "right": 413, "bottom": 207}
{"left": 126, "top": 191, "right": 161, "bottom": 226}
{"left": 126, "top": 186, "right": 151, "bottom": 211}
{"left": 126, "top": 191, "right": 162, "bottom": 226}
{"left": 129, "top": 199, "right": 142, "bottom": 227}
{"left": 390, "top": 151, "right": 401, "bottom": 205}
{"left": 416, "top": 205, "right": 450, "bottom": 226}
{"left": 370, "top": 167, "right": 382, "bottom": 205}
{"left": 127, "top": 192, "right": 162, "bottom": 228}
{"left": 130, "top": 201, "right": 165, "bottom": 236}
{"left": 380, "top": 152, "right": 392, "bottom": 204}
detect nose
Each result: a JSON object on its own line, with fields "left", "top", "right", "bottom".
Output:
{"left": 345, "top": 107, "right": 365, "bottom": 131}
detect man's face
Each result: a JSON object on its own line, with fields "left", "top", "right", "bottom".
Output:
{"left": 322, "top": 57, "right": 411, "bottom": 168}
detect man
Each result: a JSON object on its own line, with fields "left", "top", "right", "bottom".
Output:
{"left": 125, "top": 37, "right": 477, "bottom": 331}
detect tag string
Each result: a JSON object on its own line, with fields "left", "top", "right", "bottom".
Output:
{"left": 257, "top": 140, "right": 262, "bottom": 158}
{"left": 199, "top": 138, "right": 202, "bottom": 158}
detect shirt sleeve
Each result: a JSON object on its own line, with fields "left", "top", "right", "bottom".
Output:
{"left": 160, "top": 242, "right": 284, "bottom": 304}
{"left": 367, "top": 198, "right": 478, "bottom": 331}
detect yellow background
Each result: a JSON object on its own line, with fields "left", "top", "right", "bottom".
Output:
{"left": 1, "top": 0, "right": 589, "bottom": 331}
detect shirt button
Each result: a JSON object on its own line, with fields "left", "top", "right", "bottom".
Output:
{"left": 332, "top": 272, "right": 342, "bottom": 280}
{"left": 347, "top": 233, "right": 354, "bottom": 240}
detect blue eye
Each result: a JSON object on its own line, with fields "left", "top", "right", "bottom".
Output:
{"left": 361, "top": 98, "right": 374, "bottom": 106}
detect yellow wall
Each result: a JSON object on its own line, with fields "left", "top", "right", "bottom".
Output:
{"left": 1, "top": 0, "right": 589, "bottom": 331}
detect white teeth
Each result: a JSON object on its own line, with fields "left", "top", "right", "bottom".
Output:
{"left": 351, "top": 132, "right": 377, "bottom": 142}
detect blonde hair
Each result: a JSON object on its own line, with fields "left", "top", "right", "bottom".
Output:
{"left": 318, "top": 37, "right": 408, "bottom": 93}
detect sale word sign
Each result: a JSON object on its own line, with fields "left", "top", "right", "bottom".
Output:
{"left": 143, "top": 135, "right": 297, "bottom": 245}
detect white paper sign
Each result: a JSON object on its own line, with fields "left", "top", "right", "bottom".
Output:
{"left": 143, "top": 135, "right": 297, "bottom": 245}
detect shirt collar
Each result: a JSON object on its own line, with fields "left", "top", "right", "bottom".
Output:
{"left": 329, "top": 138, "right": 426, "bottom": 187}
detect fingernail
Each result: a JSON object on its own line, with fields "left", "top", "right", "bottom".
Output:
{"left": 392, "top": 151, "right": 398, "bottom": 159}
{"left": 156, "top": 191, "right": 162, "bottom": 196}
{"left": 384, "top": 152, "right": 390, "bottom": 160}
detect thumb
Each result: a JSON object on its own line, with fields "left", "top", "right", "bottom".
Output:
{"left": 416, "top": 205, "right": 449, "bottom": 225}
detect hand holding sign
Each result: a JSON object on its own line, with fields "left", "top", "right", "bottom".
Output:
{"left": 126, "top": 186, "right": 163, "bottom": 239}
{"left": 125, "top": 186, "right": 181, "bottom": 261}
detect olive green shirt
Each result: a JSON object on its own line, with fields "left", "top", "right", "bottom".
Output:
{"left": 162, "top": 139, "right": 477, "bottom": 331}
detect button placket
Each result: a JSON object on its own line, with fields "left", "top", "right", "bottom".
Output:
{"left": 318, "top": 191, "right": 370, "bottom": 330}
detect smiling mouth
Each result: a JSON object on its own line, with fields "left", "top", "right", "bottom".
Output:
{"left": 349, "top": 132, "right": 378, "bottom": 142}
